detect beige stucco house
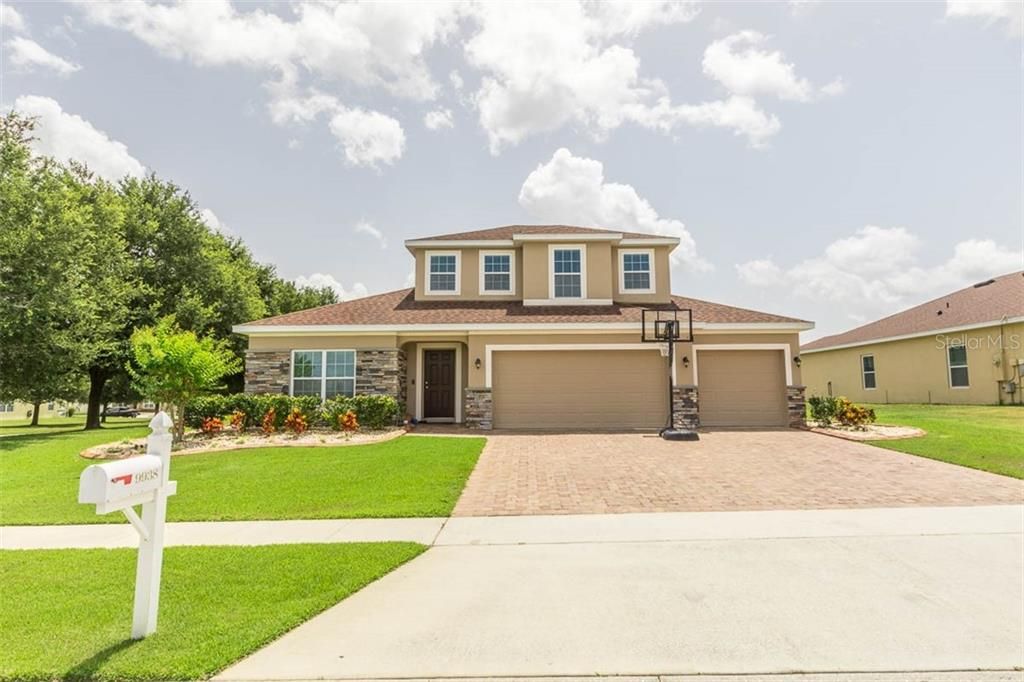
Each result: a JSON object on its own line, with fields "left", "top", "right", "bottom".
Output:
{"left": 801, "top": 271, "right": 1024, "bottom": 405}
{"left": 234, "top": 225, "right": 813, "bottom": 430}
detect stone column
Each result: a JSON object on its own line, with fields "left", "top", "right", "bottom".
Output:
{"left": 464, "top": 388, "right": 493, "bottom": 430}
{"left": 672, "top": 384, "right": 699, "bottom": 430}
{"left": 244, "top": 351, "right": 290, "bottom": 394}
{"left": 787, "top": 385, "right": 807, "bottom": 428}
{"left": 355, "top": 349, "right": 405, "bottom": 401}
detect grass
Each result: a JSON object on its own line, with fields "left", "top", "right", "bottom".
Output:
{"left": 1, "top": 428, "right": 485, "bottom": 525}
{"left": 0, "top": 543, "right": 424, "bottom": 681}
{"left": 863, "top": 404, "right": 1024, "bottom": 479}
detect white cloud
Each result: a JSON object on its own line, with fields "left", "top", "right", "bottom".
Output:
{"left": 946, "top": 1, "right": 1023, "bottom": 38}
{"left": 74, "top": 0, "right": 456, "bottom": 167}
{"left": 423, "top": 108, "right": 454, "bottom": 130}
{"left": 293, "top": 273, "right": 368, "bottom": 301}
{"left": 12, "top": 95, "right": 145, "bottom": 181}
{"left": 5, "top": 37, "right": 81, "bottom": 76}
{"left": 1, "top": 5, "right": 26, "bottom": 33}
{"left": 199, "top": 208, "right": 231, "bottom": 235}
{"left": 702, "top": 31, "right": 839, "bottom": 102}
{"left": 353, "top": 220, "right": 387, "bottom": 249}
{"left": 638, "top": 94, "right": 782, "bottom": 147}
{"left": 328, "top": 107, "right": 405, "bottom": 168}
{"left": 519, "top": 148, "right": 712, "bottom": 273}
{"left": 736, "top": 225, "right": 1022, "bottom": 317}
{"left": 463, "top": 2, "right": 695, "bottom": 153}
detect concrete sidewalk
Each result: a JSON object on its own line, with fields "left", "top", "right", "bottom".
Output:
{"left": 214, "top": 504, "right": 1023, "bottom": 679}
{"left": 3, "top": 505, "right": 1021, "bottom": 550}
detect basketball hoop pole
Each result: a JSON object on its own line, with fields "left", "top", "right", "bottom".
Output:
{"left": 641, "top": 308, "right": 698, "bottom": 441}
{"left": 663, "top": 320, "right": 677, "bottom": 435}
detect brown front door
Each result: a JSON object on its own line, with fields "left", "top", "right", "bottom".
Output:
{"left": 423, "top": 349, "right": 456, "bottom": 419}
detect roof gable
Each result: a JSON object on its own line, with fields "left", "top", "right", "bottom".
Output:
{"left": 802, "top": 271, "right": 1024, "bottom": 352}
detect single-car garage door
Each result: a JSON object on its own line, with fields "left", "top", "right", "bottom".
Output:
{"left": 697, "top": 350, "right": 787, "bottom": 427}
{"left": 492, "top": 350, "right": 668, "bottom": 429}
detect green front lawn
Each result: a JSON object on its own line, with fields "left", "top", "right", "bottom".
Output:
{"left": 0, "top": 543, "right": 424, "bottom": 681}
{"left": 864, "top": 404, "right": 1024, "bottom": 479}
{"left": 1, "top": 428, "right": 485, "bottom": 525}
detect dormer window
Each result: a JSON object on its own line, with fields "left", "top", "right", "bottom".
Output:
{"left": 480, "top": 250, "right": 514, "bottom": 294}
{"left": 619, "top": 248, "right": 654, "bottom": 293}
{"left": 426, "top": 251, "right": 460, "bottom": 295}
{"left": 550, "top": 245, "right": 586, "bottom": 299}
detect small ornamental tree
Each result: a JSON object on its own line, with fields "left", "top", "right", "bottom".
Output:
{"left": 128, "top": 317, "right": 241, "bottom": 442}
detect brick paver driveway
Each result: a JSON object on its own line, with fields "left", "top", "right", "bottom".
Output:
{"left": 452, "top": 430, "right": 1023, "bottom": 516}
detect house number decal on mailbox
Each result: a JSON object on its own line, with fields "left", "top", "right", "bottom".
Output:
{"left": 112, "top": 469, "right": 158, "bottom": 486}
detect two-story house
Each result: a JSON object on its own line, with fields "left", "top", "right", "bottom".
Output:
{"left": 234, "top": 225, "right": 813, "bottom": 430}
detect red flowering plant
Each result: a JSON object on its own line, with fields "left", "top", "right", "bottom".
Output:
{"left": 229, "top": 409, "right": 246, "bottom": 432}
{"left": 338, "top": 410, "right": 359, "bottom": 432}
{"left": 200, "top": 416, "right": 223, "bottom": 435}
{"left": 283, "top": 407, "right": 308, "bottom": 436}
{"left": 261, "top": 408, "right": 276, "bottom": 435}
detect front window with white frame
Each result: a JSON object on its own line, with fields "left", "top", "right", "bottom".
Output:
{"left": 619, "top": 249, "right": 654, "bottom": 293}
{"left": 0, "top": 403, "right": 13, "bottom": 413}
{"left": 947, "top": 344, "right": 969, "bottom": 388}
{"left": 861, "top": 354, "right": 876, "bottom": 389}
{"left": 551, "top": 247, "right": 584, "bottom": 299}
{"left": 480, "top": 251, "right": 514, "bottom": 294}
{"left": 426, "top": 252, "right": 459, "bottom": 294}
{"left": 292, "top": 350, "right": 356, "bottom": 399}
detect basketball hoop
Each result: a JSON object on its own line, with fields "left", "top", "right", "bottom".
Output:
{"left": 641, "top": 309, "right": 698, "bottom": 441}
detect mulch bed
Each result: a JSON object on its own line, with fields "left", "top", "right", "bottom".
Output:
{"left": 808, "top": 423, "right": 926, "bottom": 442}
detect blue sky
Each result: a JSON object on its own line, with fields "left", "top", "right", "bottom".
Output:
{"left": 2, "top": 0, "right": 1021, "bottom": 339}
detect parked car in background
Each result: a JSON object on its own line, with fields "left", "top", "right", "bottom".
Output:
{"left": 103, "top": 405, "right": 140, "bottom": 418}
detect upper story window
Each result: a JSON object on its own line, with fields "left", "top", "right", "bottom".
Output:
{"left": 292, "top": 350, "right": 355, "bottom": 399}
{"left": 861, "top": 354, "right": 876, "bottom": 389}
{"left": 426, "top": 251, "right": 460, "bottom": 295}
{"left": 947, "top": 344, "right": 969, "bottom": 388}
{"left": 480, "top": 250, "right": 514, "bottom": 294}
{"left": 619, "top": 249, "right": 654, "bottom": 293}
{"left": 551, "top": 246, "right": 585, "bottom": 299}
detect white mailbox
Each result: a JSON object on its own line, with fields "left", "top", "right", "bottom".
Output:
{"left": 78, "top": 411, "right": 176, "bottom": 640}
{"left": 79, "top": 455, "right": 175, "bottom": 514}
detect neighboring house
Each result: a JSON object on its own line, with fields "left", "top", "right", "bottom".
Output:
{"left": 801, "top": 271, "right": 1024, "bottom": 405}
{"left": 0, "top": 400, "right": 84, "bottom": 420}
{"left": 234, "top": 225, "right": 813, "bottom": 430}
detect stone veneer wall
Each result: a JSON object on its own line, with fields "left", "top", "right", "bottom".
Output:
{"left": 464, "top": 388, "right": 493, "bottom": 430}
{"left": 355, "top": 350, "right": 405, "bottom": 404}
{"left": 672, "top": 385, "right": 699, "bottom": 430}
{"left": 786, "top": 385, "right": 807, "bottom": 428}
{"left": 244, "top": 350, "right": 290, "bottom": 394}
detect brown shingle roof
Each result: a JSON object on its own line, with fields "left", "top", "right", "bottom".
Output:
{"left": 410, "top": 224, "right": 668, "bottom": 241}
{"left": 802, "top": 271, "right": 1024, "bottom": 352}
{"left": 238, "top": 288, "right": 808, "bottom": 328}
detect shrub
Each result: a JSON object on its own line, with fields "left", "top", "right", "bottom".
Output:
{"left": 835, "top": 397, "right": 876, "bottom": 428}
{"left": 807, "top": 395, "right": 840, "bottom": 427}
{"left": 339, "top": 409, "right": 359, "bottom": 432}
{"left": 322, "top": 397, "right": 354, "bottom": 430}
{"left": 283, "top": 407, "right": 308, "bottom": 435}
{"left": 347, "top": 394, "right": 400, "bottom": 429}
{"left": 201, "top": 416, "right": 224, "bottom": 435}
{"left": 184, "top": 394, "right": 229, "bottom": 429}
{"left": 65, "top": 406, "right": 75, "bottom": 418}
{"left": 229, "top": 409, "right": 246, "bottom": 432}
{"left": 261, "top": 408, "right": 276, "bottom": 435}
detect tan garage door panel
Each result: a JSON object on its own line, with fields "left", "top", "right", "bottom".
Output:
{"left": 698, "top": 350, "right": 787, "bottom": 427}
{"left": 493, "top": 350, "right": 668, "bottom": 429}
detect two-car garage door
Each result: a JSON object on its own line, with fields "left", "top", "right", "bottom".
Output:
{"left": 492, "top": 350, "right": 668, "bottom": 430}
{"left": 491, "top": 347, "right": 788, "bottom": 429}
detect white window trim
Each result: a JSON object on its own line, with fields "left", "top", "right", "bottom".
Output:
{"left": 425, "top": 250, "right": 461, "bottom": 296}
{"left": 618, "top": 248, "right": 656, "bottom": 294}
{"left": 861, "top": 354, "right": 877, "bottom": 390}
{"left": 415, "top": 343, "right": 463, "bottom": 423}
{"left": 947, "top": 345, "right": 970, "bottom": 389}
{"left": 290, "top": 349, "right": 357, "bottom": 400}
{"left": 548, "top": 243, "right": 587, "bottom": 300}
{"left": 478, "top": 249, "right": 515, "bottom": 295}
{"left": 484, "top": 343, "right": 673, "bottom": 388}
{"left": 692, "top": 344, "right": 793, "bottom": 386}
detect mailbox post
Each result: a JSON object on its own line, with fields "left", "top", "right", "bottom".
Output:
{"left": 78, "top": 411, "right": 177, "bottom": 639}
